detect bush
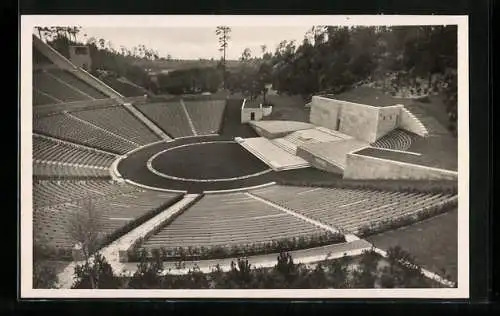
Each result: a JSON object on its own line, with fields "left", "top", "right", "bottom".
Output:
{"left": 33, "top": 260, "right": 59, "bottom": 289}
{"left": 72, "top": 253, "right": 121, "bottom": 289}
{"left": 276, "top": 178, "right": 457, "bottom": 195}
{"left": 356, "top": 196, "right": 458, "bottom": 237}
{"left": 127, "top": 231, "right": 346, "bottom": 262}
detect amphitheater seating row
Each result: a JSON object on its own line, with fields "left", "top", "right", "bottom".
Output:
{"left": 33, "top": 180, "right": 140, "bottom": 209}
{"left": 251, "top": 185, "right": 455, "bottom": 234}
{"left": 33, "top": 135, "right": 116, "bottom": 167}
{"left": 71, "top": 106, "right": 160, "bottom": 145}
{"left": 101, "top": 77, "right": 145, "bottom": 97}
{"left": 33, "top": 161, "right": 110, "bottom": 178}
{"left": 33, "top": 47, "right": 52, "bottom": 65}
{"left": 142, "top": 193, "right": 325, "bottom": 249}
{"left": 33, "top": 70, "right": 90, "bottom": 103}
{"left": 47, "top": 69, "right": 109, "bottom": 100}
{"left": 33, "top": 88, "right": 58, "bottom": 106}
{"left": 183, "top": 100, "right": 226, "bottom": 135}
{"left": 371, "top": 129, "right": 415, "bottom": 151}
{"left": 135, "top": 102, "right": 194, "bottom": 138}
{"left": 34, "top": 187, "right": 181, "bottom": 250}
{"left": 33, "top": 113, "right": 137, "bottom": 154}
{"left": 404, "top": 104, "right": 450, "bottom": 136}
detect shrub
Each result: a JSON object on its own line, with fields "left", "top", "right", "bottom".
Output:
{"left": 129, "top": 231, "right": 346, "bottom": 262}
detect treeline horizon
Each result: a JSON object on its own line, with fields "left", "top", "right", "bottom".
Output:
{"left": 35, "top": 25, "right": 458, "bottom": 133}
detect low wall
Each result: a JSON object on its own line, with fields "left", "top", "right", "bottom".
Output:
{"left": 338, "top": 102, "right": 379, "bottom": 143}
{"left": 296, "top": 146, "right": 344, "bottom": 174}
{"left": 241, "top": 108, "right": 263, "bottom": 123}
{"left": 376, "top": 105, "right": 403, "bottom": 140}
{"left": 343, "top": 153, "right": 458, "bottom": 181}
{"left": 250, "top": 125, "right": 289, "bottom": 139}
{"left": 263, "top": 106, "right": 272, "bottom": 116}
{"left": 309, "top": 96, "right": 340, "bottom": 131}
{"left": 310, "top": 96, "right": 382, "bottom": 143}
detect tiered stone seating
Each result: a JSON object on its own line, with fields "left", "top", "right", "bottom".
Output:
{"left": 33, "top": 113, "right": 137, "bottom": 154}
{"left": 33, "top": 70, "right": 91, "bottom": 103}
{"left": 34, "top": 184, "right": 181, "bottom": 251}
{"left": 33, "top": 180, "right": 139, "bottom": 209}
{"left": 71, "top": 106, "right": 160, "bottom": 145}
{"left": 403, "top": 105, "right": 448, "bottom": 136}
{"left": 183, "top": 100, "right": 226, "bottom": 135}
{"left": 33, "top": 88, "right": 58, "bottom": 105}
{"left": 33, "top": 135, "right": 116, "bottom": 167}
{"left": 135, "top": 102, "right": 194, "bottom": 138}
{"left": 33, "top": 161, "right": 110, "bottom": 178}
{"left": 372, "top": 129, "right": 415, "bottom": 151}
{"left": 47, "top": 69, "right": 109, "bottom": 99}
{"left": 101, "top": 77, "right": 145, "bottom": 97}
{"left": 252, "top": 185, "right": 455, "bottom": 234}
{"left": 33, "top": 46, "right": 52, "bottom": 65}
{"left": 142, "top": 192, "right": 325, "bottom": 249}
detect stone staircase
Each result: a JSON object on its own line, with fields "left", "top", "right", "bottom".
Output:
{"left": 236, "top": 137, "right": 310, "bottom": 171}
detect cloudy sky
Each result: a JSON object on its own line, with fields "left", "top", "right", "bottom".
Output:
{"left": 77, "top": 26, "right": 311, "bottom": 60}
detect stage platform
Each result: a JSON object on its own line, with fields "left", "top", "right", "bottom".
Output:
{"left": 238, "top": 123, "right": 370, "bottom": 175}
{"left": 297, "top": 139, "right": 369, "bottom": 173}
{"left": 249, "top": 120, "right": 315, "bottom": 139}
{"left": 236, "top": 137, "right": 311, "bottom": 171}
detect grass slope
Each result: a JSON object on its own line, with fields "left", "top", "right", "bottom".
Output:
{"left": 366, "top": 208, "right": 458, "bottom": 282}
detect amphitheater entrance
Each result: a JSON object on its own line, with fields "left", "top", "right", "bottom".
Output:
{"left": 116, "top": 135, "right": 277, "bottom": 193}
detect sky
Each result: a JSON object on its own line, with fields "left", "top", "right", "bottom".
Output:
{"left": 77, "top": 26, "right": 312, "bottom": 60}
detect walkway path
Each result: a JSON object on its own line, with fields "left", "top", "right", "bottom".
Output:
{"left": 122, "top": 239, "right": 373, "bottom": 276}
{"left": 180, "top": 99, "right": 198, "bottom": 136}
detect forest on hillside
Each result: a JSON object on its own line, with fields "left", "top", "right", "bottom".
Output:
{"left": 35, "top": 25, "right": 457, "bottom": 133}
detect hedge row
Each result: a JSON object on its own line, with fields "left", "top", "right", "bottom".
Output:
{"left": 277, "top": 178, "right": 458, "bottom": 195}
{"left": 357, "top": 196, "right": 458, "bottom": 237}
{"left": 33, "top": 175, "right": 112, "bottom": 181}
{"left": 127, "top": 231, "right": 346, "bottom": 262}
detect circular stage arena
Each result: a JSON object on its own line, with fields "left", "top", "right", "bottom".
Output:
{"left": 116, "top": 135, "right": 279, "bottom": 193}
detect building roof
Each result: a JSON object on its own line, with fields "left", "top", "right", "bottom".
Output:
{"left": 320, "top": 87, "right": 404, "bottom": 107}
{"left": 243, "top": 99, "right": 261, "bottom": 108}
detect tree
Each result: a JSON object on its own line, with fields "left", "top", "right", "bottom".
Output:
{"left": 260, "top": 45, "right": 267, "bottom": 57}
{"left": 72, "top": 253, "right": 120, "bottom": 289}
{"left": 128, "top": 248, "right": 164, "bottom": 289}
{"left": 379, "top": 246, "right": 428, "bottom": 288}
{"left": 240, "top": 47, "right": 252, "bottom": 62}
{"left": 352, "top": 249, "right": 379, "bottom": 288}
{"left": 215, "top": 26, "right": 232, "bottom": 89}
{"left": 327, "top": 253, "right": 350, "bottom": 288}
{"left": 274, "top": 252, "right": 297, "bottom": 285}
{"left": 68, "top": 198, "right": 104, "bottom": 289}
{"left": 227, "top": 258, "right": 252, "bottom": 288}
{"left": 32, "top": 236, "right": 59, "bottom": 289}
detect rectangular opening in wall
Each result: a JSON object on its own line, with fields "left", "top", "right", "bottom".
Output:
{"left": 250, "top": 112, "right": 255, "bottom": 120}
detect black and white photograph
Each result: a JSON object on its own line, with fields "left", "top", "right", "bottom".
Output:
{"left": 20, "top": 15, "right": 469, "bottom": 298}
